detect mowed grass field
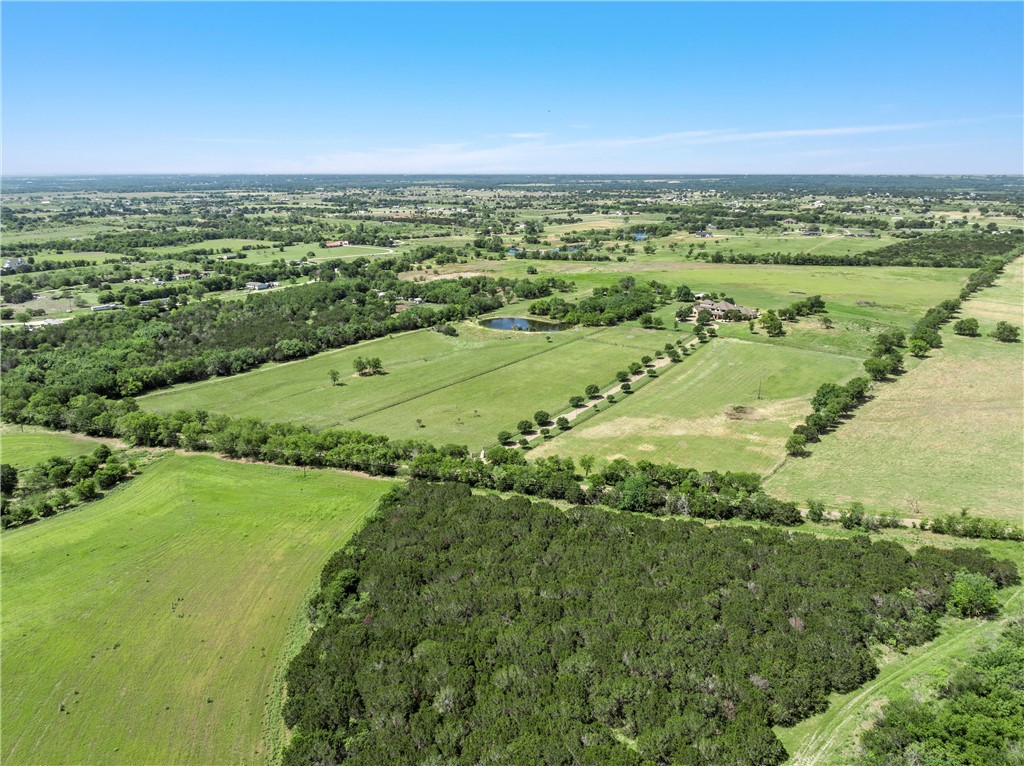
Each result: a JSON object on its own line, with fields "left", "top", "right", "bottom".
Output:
{"left": 1, "top": 453, "right": 392, "bottom": 766}
{"left": 1, "top": 429, "right": 110, "bottom": 467}
{"left": 530, "top": 337, "right": 864, "bottom": 473}
{"left": 767, "top": 258, "right": 1024, "bottom": 523}
{"left": 139, "top": 324, "right": 666, "bottom": 452}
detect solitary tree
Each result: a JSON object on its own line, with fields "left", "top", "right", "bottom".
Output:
{"left": 580, "top": 455, "right": 595, "bottom": 477}
{"left": 991, "top": 321, "right": 1021, "bottom": 343}
{"left": 328, "top": 369, "right": 341, "bottom": 386}
{"left": 953, "top": 317, "right": 980, "bottom": 337}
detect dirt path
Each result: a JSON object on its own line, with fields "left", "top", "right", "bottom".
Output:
{"left": 518, "top": 328, "right": 709, "bottom": 447}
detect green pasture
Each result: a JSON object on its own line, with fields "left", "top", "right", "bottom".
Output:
{"left": 530, "top": 336, "right": 864, "bottom": 473}
{"left": 0, "top": 429, "right": 109, "bottom": 468}
{"left": 138, "top": 324, "right": 664, "bottom": 452}
{"left": 0, "top": 453, "right": 392, "bottom": 766}
{"left": 766, "top": 328, "right": 1024, "bottom": 524}
{"left": 413, "top": 259, "right": 970, "bottom": 327}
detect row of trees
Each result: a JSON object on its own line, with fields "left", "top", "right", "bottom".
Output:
{"left": 787, "top": 376, "right": 872, "bottom": 455}
{"left": 700, "top": 232, "right": 1023, "bottom": 268}
{"left": 281, "top": 481, "right": 1019, "bottom": 766}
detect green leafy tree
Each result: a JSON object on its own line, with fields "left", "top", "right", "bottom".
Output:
{"left": 569, "top": 395, "right": 585, "bottom": 408}
{"left": 807, "top": 500, "right": 826, "bottom": 523}
{"left": 990, "top": 321, "right": 1020, "bottom": 342}
{"left": 759, "top": 311, "right": 785, "bottom": 337}
{"left": 585, "top": 384, "right": 600, "bottom": 398}
{"left": 497, "top": 430, "right": 513, "bottom": 445}
{"left": 946, "top": 571, "right": 1000, "bottom": 617}
{"left": 953, "top": 317, "right": 980, "bottom": 336}
{"left": 0, "top": 464, "right": 17, "bottom": 496}
{"left": 533, "top": 410, "right": 550, "bottom": 426}
{"left": 908, "top": 339, "right": 930, "bottom": 358}
{"left": 785, "top": 434, "right": 808, "bottom": 456}
{"left": 556, "top": 417, "right": 570, "bottom": 430}
{"left": 517, "top": 419, "right": 534, "bottom": 435}
{"left": 579, "top": 455, "right": 595, "bottom": 477}
{"left": 328, "top": 369, "right": 341, "bottom": 386}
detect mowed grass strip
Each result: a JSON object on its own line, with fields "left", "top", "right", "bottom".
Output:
{"left": 0, "top": 453, "right": 392, "bottom": 766}
{"left": 1, "top": 429, "right": 110, "bottom": 467}
{"left": 777, "top": 573, "right": 1024, "bottom": 766}
{"left": 766, "top": 329, "right": 1024, "bottom": 523}
{"left": 140, "top": 325, "right": 652, "bottom": 452}
{"left": 530, "top": 337, "right": 864, "bottom": 473}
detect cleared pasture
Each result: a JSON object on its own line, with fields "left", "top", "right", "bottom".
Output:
{"left": 139, "top": 324, "right": 660, "bottom": 452}
{"left": 530, "top": 337, "right": 864, "bottom": 473}
{"left": 0, "top": 453, "right": 391, "bottom": 766}
{"left": 410, "top": 260, "right": 970, "bottom": 328}
{"left": 766, "top": 330, "right": 1024, "bottom": 523}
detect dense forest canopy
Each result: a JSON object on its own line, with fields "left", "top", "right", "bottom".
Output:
{"left": 282, "top": 482, "right": 1019, "bottom": 766}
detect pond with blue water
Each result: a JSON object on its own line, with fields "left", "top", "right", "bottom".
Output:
{"left": 480, "top": 317, "right": 568, "bottom": 332}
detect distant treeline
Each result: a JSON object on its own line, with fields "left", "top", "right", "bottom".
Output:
{"left": 281, "top": 481, "right": 1019, "bottom": 766}
{"left": 1, "top": 247, "right": 573, "bottom": 403}
{"left": 701, "top": 232, "right": 1023, "bottom": 268}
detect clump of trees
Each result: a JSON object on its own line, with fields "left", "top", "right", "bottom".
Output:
{"left": 859, "top": 620, "right": 1024, "bottom": 764}
{"left": 0, "top": 445, "right": 136, "bottom": 529}
{"left": 990, "top": 321, "right": 1021, "bottom": 343}
{"left": 282, "top": 481, "right": 1019, "bottom": 766}
{"left": 352, "top": 357, "right": 384, "bottom": 376}
{"left": 529, "top": 276, "right": 671, "bottom": 326}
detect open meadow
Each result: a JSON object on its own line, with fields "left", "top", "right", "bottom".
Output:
{"left": 139, "top": 323, "right": 667, "bottom": 452}
{"left": 767, "top": 258, "right": 1024, "bottom": 523}
{"left": 530, "top": 336, "right": 865, "bottom": 473}
{"left": 0, "top": 453, "right": 392, "bottom": 765}
{"left": 0, "top": 429, "right": 111, "bottom": 467}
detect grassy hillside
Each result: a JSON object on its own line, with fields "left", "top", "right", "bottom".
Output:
{"left": 0, "top": 453, "right": 392, "bottom": 766}
{"left": 530, "top": 337, "right": 864, "bottom": 473}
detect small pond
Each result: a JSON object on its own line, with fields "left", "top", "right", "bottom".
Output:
{"left": 480, "top": 317, "right": 568, "bottom": 332}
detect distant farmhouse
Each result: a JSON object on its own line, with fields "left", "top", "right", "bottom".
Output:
{"left": 323, "top": 240, "right": 350, "bottom": 248}
{"left": 694, "top": 299, "right": 759, "bottom": 322}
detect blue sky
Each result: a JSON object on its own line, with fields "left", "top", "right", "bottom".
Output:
{"left": 2, "top": 2, "right": 1022, "bottom": 174}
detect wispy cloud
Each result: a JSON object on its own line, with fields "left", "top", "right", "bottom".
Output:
{"left": 296, "top": 120, "right": 963, "bottom": 173}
